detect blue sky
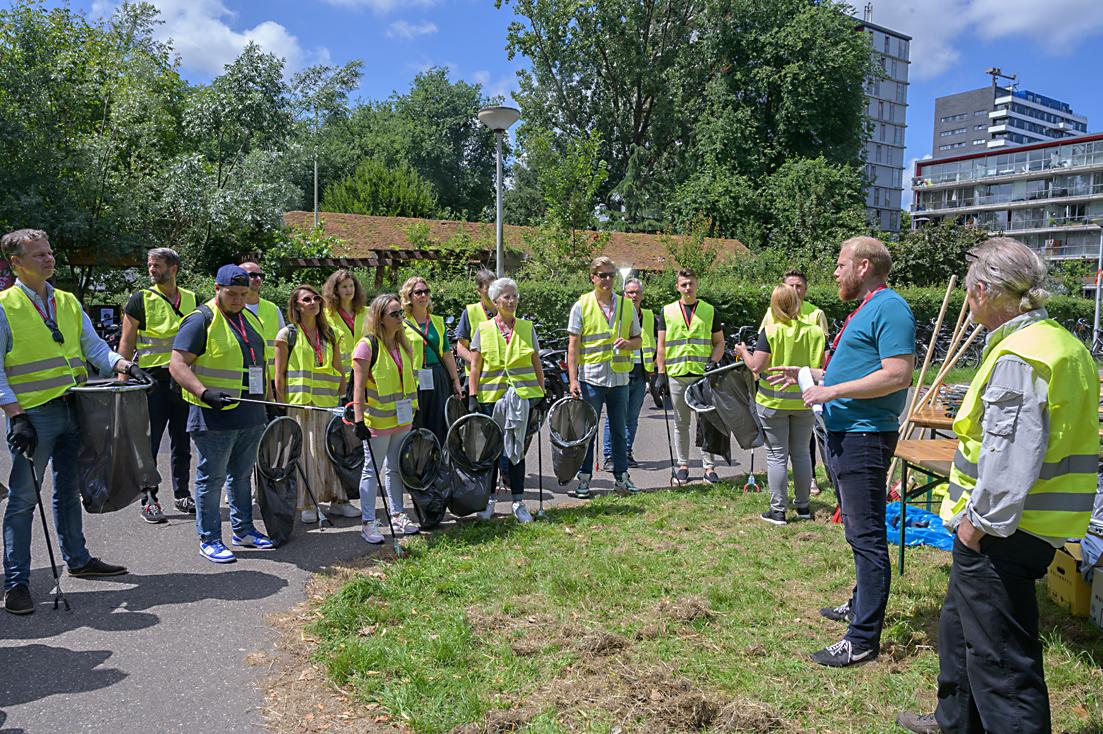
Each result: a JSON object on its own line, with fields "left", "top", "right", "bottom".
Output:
{"left": 55, "top": 0, "right": 1103, "bottom": 209}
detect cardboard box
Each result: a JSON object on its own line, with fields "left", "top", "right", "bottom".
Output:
{"left": 1091, "top": 572, "right": 1103, "bottom": 630}
{"left": 1047, "top": 542, "right": 1092, "bottom": 617}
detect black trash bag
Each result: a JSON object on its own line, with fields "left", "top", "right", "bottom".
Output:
{"left": 548, "top": 397, "right": 597, "bottom": 485}
{"left": 445, "top": 395, "right": 468, "bottom": 428}
{"left": 255, "top": 416, "right": 302, "bottom": 547}
{"left": 685, "top": 376, "right": 733, "bottom": 466}
{"left": 324, "top": 415, "right": 363, "bottom": 499}
{"left": 445, "top": 413, "right": 503, "bottom": 516}
{"left": 705, "top": 363, "right": 765, "bottom": 450}
{"left": 72, "top": 379, "right": 161, "bottom": 513}
{"left": 399, "top": 428, "right": 449, "bottom": 529}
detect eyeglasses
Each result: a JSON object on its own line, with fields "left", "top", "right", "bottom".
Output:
{"left": 46, "top": 319, "right": 63, "bottom": 344}
{"left": 625, "top": 290, "right": 641, "bottom": 297}
{"left": 247, "top": 272, "right": 264, "bottom": 280}
{"left": 385, "top": 309, "right": 403, "bottom": 319}
{"left": 594, "top": 272, "right": 615, "bottom": 279}
{"left": 299, "top": 295, "right": 320, "bottom": 304}
{"left": 412, "top": 288, "right": 431, "bottom": 296}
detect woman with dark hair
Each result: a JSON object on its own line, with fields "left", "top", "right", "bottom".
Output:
{"left": 400, "top": 275, "right": 462, "bottom": 444}
{"left": 323, "top": 268, "right": 367, "bottom": 369}
{"left": 274, "top": 285, "right": 355, "bottom": 522}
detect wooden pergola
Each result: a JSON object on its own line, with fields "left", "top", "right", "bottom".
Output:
{"left": 286, "top": 246, "right": 492, "bottom": 287}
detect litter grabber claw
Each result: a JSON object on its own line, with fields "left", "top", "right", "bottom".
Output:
{"left": 743, "top": 473, "right": 760, "bottom": 493}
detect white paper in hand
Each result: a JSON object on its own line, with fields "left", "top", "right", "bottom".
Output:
{"left": 797, "top": 367, "right": 823, "bottom": 417}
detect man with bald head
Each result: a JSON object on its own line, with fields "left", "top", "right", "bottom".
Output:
{"left": 769, "top": 236, "right": 915, "bottom": 667}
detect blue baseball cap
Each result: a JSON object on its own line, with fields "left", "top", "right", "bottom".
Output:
{"left": 215, "top": 264, "right": 250, "bottom": 286}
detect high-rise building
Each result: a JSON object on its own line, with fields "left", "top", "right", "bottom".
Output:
{"left": 855, "top": 16, "right": 910, "bottom": 233}
{"left": 932, "top": 83, "right": 1088, "bottom": 160}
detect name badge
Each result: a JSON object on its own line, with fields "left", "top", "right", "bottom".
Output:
{"left": 417, "top": 368, "right": 435, "bottom": 391}
{"left": 247, "top": 366, "right": 265, "bottom": 396}
{"left": 395, "top": 398, "right": 414, "bottom": 425}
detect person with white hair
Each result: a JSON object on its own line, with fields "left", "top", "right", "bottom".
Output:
{"left": 896, "top": 237, "right": 1099, "bottom": 734}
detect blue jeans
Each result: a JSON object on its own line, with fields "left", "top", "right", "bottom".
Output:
{"left": 826, "top": 429, "right": 898, "bottom": 651}
{"left": 3, "top": 398, "right": 92, "bottom": 590}
{"left": 192, "top": 425, "right": 265, "bottom": 544}
{"left": 602, "top": 366, "right": 648, "bottom": 460}
{"left": 580, "top": 381, "right": 628, "bottom": 477}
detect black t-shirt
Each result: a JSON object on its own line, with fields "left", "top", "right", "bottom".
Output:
{"left": 755, "top": 328, "right": 770, "bottom": 354}
{"left": 124, "top": 291, "right": 147, "bottom": 330}
{"left": 654, "top": 302, "right": 720, "bottom": 334}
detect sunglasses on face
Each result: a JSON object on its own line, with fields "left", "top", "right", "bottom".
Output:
{"left": 412, "top": 288, "right": 431, "bottom": 296}
{"left": 594, "top": 271, "right": 615, "bottom": 279}
{"left": 247, "top": 272, "right": 264, "bottom": 280}
{"left": 299, "top": 295, "right": 320, "bottom": 304}
{"left": 385, "top": 309, "right": 403, "bottom": 319}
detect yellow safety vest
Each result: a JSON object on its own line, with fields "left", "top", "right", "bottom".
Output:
{"left": 285, "top": 327, "right": 342, "bottom": 407}
{"left": 755, "top": 318, "right": 825, "bottom": 410}
{"left": 940, "top": 319, "right": 1099, "bottom": 540}
{"left": 404, "top": 313, "right": 447, "bottom": 372}
{"left": 577, "top": 292, "right": 635, "bottom": 374}
{"left": 183, "top": 300, "right": 266, "bottom": 411}
{"left": 0, "top": 286, "right": 88, "bottom": 409}
{"left": 662, "top": 300, "right": 715, "bottom": 377}
{"left": 760, "top": 299, "right": 828, "bottom": 333}
{"left": 639, "top": 307, "right": 656, "bottom": 372}
{"left": 136, "top": 286, "right": 197, "bottom": 369}
{"left": 476, "top": 318, "right": 543, "bottom": 402}
{"left": 251, "top": 298, "right": 281, "bottom": 378}
{"left": 465, "top": 302, "right": 493, "bottom": 338}
{"left": 327, "top": 306, "right": 366, "bottom": 369}
{"left": 361, "top": 337, "right": 419, "bottom": 431}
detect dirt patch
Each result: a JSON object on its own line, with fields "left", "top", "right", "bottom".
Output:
{"left": 656, "top": 595, "right": 714, "bottom": 623}
{"left": 574, "top": 631, "right": 630, "bottom": 656}
{"left": 449, "top": 707, "right": 536, "bottom": 734}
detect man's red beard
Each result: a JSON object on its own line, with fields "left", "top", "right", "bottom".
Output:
{"left": 837, "top": 272, "right": 862, "bottom": 301}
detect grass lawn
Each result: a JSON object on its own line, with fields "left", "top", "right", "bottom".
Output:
{"left": 303, "top": 485, "right": 1103, "bottom": 734}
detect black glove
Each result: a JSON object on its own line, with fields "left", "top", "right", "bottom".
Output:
{"left": 200, "top": 388, "right": 233, "bottom": 410}
{"left": 534, "top": 395, "right": 548, "bottom": 413}
{"left": 7, "top": 413, "right": 37, "bottom": 457}
{"left": 354, "top": 421, "right": 371, "bottom": 441}
{"left": 467, "top": 395, "right": 479, "bottom": 413}
{"left": 705, "top": 360, "right": 719, "bottom": 373}
{"left": 654, "top": 373, "right": 669, "bottom": 396}
{"left": 125, "top": 362, "right": 153, "bottom": 383}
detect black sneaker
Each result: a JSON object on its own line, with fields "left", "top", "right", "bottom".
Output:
{"left": 4, "top": 585, "right": 33, "bottom": 615}
{"left": 174, "top": 496, "right": 196, "bottom": 514}
{"left": 674, "top": 467, "right": 689, "bottom": 485}
{"left": 69, "top": 558, "right": 128, "bottom": 578}
{"left": 895, "top": 712, "right": 941, "bottom": 733}
{"left": 810, "top": 638, "right": 878, "bottom": 667}
{"left": 626, "top": 453, "right": 639, "bottom": 468}
{"left": 602, "top": 457, "right": 613, "bottom": 472}
{"left": 140, "top": 501, "right": 166, "bottom": 524}
{"left": 704, "top": 470, "right": 720, "bottom": 484}
{"left": 760, "top": 509, "right": 787, "bottom": 525}
{"left": 795, "top": 506, "right": 813, "bottom": 520}
{"left": 819, "top": 602, "right": 853, "bottom": 623}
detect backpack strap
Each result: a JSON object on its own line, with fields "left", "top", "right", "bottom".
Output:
{"left": 285, "top": 324, "right": 298, "bottom": 352}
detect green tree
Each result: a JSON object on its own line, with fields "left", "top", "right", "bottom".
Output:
{"left": 321, "top": 158, "right": 438, "bottom": 218}
{"left": 889, "top": 219, "right": 991, "bottom": 287}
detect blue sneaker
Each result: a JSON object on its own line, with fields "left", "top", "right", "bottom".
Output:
{"left": 232, "top": 532, "right": 274, "bottom": 550}
{"left": 199, "top": 541, "right": 236, "bottom": 564}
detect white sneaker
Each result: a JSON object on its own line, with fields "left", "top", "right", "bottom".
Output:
{"left": 476, "top": 499, "right": 495, "bottom": 520}
{"left": 391, "top": 513, "right": 420, "bottom": 535}
{"left": 301, "top": 508, "right": 318, "bottom": 524}
{"left": 327, "top": 501, "right": 360, "bottom": 518}
{"left": 360, "top": 520, "right": 384, "bottom": 544}
{"left": 512, "top": 501, "right": 533, "bottom": 523}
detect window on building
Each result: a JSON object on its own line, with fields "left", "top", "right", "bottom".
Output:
{"left": 974, "top": 110, "right": 987, "bottom": 116}
{"left": 875, "top": 144, "right": 883, "bottom": 163}
{"left": 973, "top": 139, "right": 986, "bottom": 145}
{"left": 938, "top": 142, "right": 967, "bottom": 151}
{"left": 975, "top": 123, "right": 986, "bottom": 130}
{"left": 940, "top": 127, "right": 967, "bottom": 137}
{"left": 940, "top": 113, "right": 967, "bottom": 123}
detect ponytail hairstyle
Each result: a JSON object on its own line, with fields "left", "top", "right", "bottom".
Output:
{"left": 965, "top": 237, "right": 1050, "bottom": 313}
{"left": 769, "top": 284, "right": 801, "bottom": 324}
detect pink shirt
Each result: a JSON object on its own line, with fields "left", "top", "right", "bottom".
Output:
{"left": 352, "top": 338, "right": 410, "bottom": 437}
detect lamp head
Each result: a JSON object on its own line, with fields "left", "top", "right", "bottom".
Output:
{"left": 478, "top": 105, "right": 521, "bottom": 133}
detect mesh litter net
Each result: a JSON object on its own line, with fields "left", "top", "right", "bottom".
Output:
{"left": 547, "top": 397, "right": 597, "bottom": 484}
{"left": 254, "top": 416, "right": 302, "bottom": 547}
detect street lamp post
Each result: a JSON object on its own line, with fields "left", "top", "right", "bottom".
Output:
{"left": 477, "top": 106, "right": 521, "bottom": 277}
{"left": 1092, "top": 217, "right": 1103, "bottom": 349}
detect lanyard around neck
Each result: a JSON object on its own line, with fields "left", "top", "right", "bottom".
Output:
{"left": 222, "top": 308, "right": 257, "bottom": 366}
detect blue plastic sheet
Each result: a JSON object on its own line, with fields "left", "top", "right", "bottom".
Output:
{"left": 886, "top": 501, "right": 953, "bottom": 551}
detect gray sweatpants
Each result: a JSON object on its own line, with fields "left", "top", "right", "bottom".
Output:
{"left": 670, "top": 374, "right": 716, "bottom": 469}
{"left": 756, "top": 403, "right": 815, "bottom": 513}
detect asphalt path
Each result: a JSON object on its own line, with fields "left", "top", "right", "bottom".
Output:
{"left": 0, "top": 398, "right": 766, "bottom": 733}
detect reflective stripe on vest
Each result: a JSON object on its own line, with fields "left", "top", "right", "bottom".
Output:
{"left": 404, "top": 313, "right": 446, "bottom": 372}
{"left": 183, "top": 299, "right": 266, "bottom": 411}
{"left": 361, "top": 338, "right": 418, "bottom": 430}
{"left": 577, "top": 292, "right": 635, "bottom": 373}
{"left": 136, "top": 287, "right": 197, "bottom": 368}
{"left": 0, "top": 287, "right": 88, "bottom": 409}
{"left": 940, "top": 319, "right": 1100, "bottom": 540}
{"left": 639, "top": 308, "right": 656, "bottom": 372}
{"left": 755, "top": 318, "right": 825, "bottom": 411}
{"left": 662, "top": 300, "right": 715, "bottom": 378}
{"left": 476, "top": 318, "right": 543, "bottom": 402}
{"left": 285, "top": 328, "right": 342, "bottom": 407}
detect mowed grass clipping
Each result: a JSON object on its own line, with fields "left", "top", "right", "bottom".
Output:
{"left": 308, "top": 485, "right": 1103, "bottom": 734}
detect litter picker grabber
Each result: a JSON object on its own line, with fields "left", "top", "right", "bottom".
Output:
{"left": 23, "top": 452, "right": 70, "bottom": 611}
{"left": 661, "top": 393, "right": 678, "bottom": 486}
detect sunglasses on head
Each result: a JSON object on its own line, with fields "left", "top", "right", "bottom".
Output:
{"left": 247, "top": 271, "right": 264, "bottom": 280}
{"left": 412, "top": 288, "right": 431, "bottom": 296}
{"left": 594, "top": 271, "right": 615, "bottom": 279}
{"left": 385, "top": 309, "right": 403, "bottom": 319}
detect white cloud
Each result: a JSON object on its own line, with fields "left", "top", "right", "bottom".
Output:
{"left": 868, "top": 0, "right": 1103, "bottom": 81}
{"left": 319, "top": 0, "right": 437, "bottom": 12}
{"left": 472, "top": 69, "right": 517, "bottom": 101}
{"left": 387, "top": 20, "right": 439, "bottom": 39}
{"left": 94, "top": 0, "right": 328, "bottom": 76}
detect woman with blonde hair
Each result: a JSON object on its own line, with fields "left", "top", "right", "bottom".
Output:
{"left": 274, "top": 285, "right": 355, "bottom": 522}
{"left": 350, "top": 293, "right": 421, "bottom": 543}
{"left": 323, "top": 268, "right": 367, "bottom": 368}
{"left": 734, "top": 284, "right": 825, "bottom": 525}
{"left": 400, "top": 276, "right": 463, "bottom": 444}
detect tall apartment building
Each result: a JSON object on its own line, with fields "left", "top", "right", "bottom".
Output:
{"left": 855, "top": 17, "right": 910, "bottom": 233}
{"left": 932, "top": 85, "right": 1088, "bottom": 160}
{"left": 912, "top": 134, "right": 1103, "bottom": 263}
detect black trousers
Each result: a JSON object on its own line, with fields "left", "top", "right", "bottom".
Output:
{"left": 414, "top": 362, "right": 452, "bottom": 446}
{"left": 935, "top": 531, "right": 1056, "bottom": 734}
{"left": 146, "top": 368, "right": 192, "bottom": 501}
